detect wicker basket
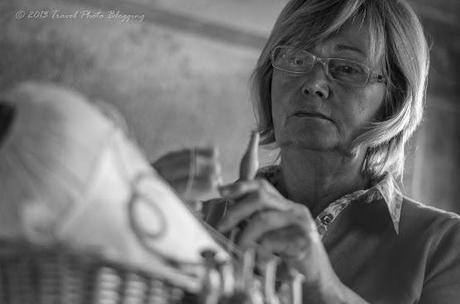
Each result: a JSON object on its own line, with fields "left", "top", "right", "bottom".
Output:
{"left": 0, "top": 240, "right": 200, "bottom": 304}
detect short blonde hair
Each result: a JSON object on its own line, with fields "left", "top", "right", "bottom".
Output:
{"left": 252, "top": 0, "right": 429, "bottom": 182}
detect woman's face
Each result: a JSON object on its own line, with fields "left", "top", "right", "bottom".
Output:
{"left": 271, "top": 21, "right": 386, "bottom": 153}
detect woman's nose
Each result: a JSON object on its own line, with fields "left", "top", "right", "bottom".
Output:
{"left": 301, "top": 64, "right": 330, "bottom": 99}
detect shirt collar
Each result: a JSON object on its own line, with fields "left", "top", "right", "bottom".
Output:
{"left": 370, "top": 174, "right": 403, "bottom": 234}
{"left": 257, "top": 166, "right": 403, "bottom": 234}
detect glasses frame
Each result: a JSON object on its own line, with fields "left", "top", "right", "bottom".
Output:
{"left": 271, "top": 45, "right": 387, "bottom": 88}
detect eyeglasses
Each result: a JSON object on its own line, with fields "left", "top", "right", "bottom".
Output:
{"left": 271, "top": 45, "right": 386, "bottom": 87}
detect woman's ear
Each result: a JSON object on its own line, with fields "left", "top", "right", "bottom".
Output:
{"left": 0, "top": 102, "right": 15, "bottom": 146}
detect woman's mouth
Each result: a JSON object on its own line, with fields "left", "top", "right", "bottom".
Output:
{"left": 293, "top": 111, "right": 332, "bottom": 121}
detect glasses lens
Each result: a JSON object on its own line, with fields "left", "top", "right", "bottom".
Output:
{"left": 328, "top": 59, "right": 369, "bottom": 86}
{"left": 272, "top": 47, "right": 315, "bottom": 73}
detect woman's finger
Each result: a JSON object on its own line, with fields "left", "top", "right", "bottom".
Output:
{"left": 259, "top": 225, "right": 310, "bottom": 255}
{"left": 237, "top": 210, "right": 294, "bottom": 249}
{"left": 238, "top": 207, "right": 315, "bottom": 248}
{"left": 217, "top": 193, "right": 263, "bottom": 232}
{"left": 218, "top": 179, "right": 292, "bottom": 232}
{"left": 217, "top": 189, "right": 285, "bottom": 232}
{"left": 237, "top": 206, "right": 317, "bottom": 249}
{"left": 258, "top": 226, "right": 312, "bottom": 278}
{"left": 218, "top": 179, "right": 275, "bottom": 199}
{"left": 218, "top": 180, "right": 259, "bottom": 199}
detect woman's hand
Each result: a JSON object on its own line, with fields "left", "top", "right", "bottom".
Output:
{"left": 152, "top": 147, "right": 222, "bottom": 201}
{"left": 217, "top": 179, "right": 351, "bottom": 303}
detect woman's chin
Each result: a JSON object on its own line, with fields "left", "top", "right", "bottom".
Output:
{"left": 278, "top": 136, "right": 339, "bottom": 152}
{"left": 276, "top": 127, "right": 339, "bottom": 151}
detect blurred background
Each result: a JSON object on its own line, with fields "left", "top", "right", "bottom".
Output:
{"left": 0, "top": 0, "right": 459, "bottom": 212}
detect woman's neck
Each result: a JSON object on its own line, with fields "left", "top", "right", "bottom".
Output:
{"left": 278, "top": 147, "right": 369, "bottom": 217}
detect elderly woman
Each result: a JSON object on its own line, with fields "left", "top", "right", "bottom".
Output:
{"left": 155, "top": 0, "right": 460, "bottom": 303}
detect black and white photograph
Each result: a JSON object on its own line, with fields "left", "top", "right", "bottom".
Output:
{"left": 0, "top": 0, "right": 459, "bottom": 303}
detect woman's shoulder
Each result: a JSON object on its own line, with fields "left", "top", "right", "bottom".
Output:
{"left": 401, "top": 197, "right": 460, "bottom": 299}
{"left": 399, "top": 196, "right": 460, "bottom": 236}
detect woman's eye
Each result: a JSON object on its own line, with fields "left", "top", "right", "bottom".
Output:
{"left": 337, "top": 65, "right": 359, "bottom": 74}
{"left": 293, "top": 58, "right": 304, "bottom": 65}
{"left": 287, "top": 55, "right": 305, "bottom": 66}
{"left": 331, "top": 60, "right": 366, "bottom": 76}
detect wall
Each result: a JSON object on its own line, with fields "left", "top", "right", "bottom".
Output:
{"left": 0, "top": 0, "right": 265, "bottom": 183}
{"left": 405, "top": 0, "right": 460, "bottom": 212}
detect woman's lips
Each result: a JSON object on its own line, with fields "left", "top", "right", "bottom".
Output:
{"left": 292, "top": 111, "right": 332, "bottom": 121}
